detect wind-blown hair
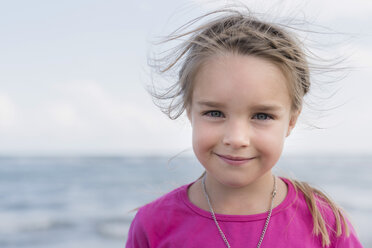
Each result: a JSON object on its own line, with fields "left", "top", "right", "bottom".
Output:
{"left": 149, "top": 9, "right": 309, "bottom": 120}
{"left": 148, "top": 7, "right": 350, "bottom": 247}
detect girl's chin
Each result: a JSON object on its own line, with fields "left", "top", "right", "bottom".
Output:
{"left": 213, "top": 176, "right": 257, "bottom": 189}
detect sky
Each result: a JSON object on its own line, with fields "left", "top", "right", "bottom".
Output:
{"left": 0, "top": 0, "right": 371, "bottom": 156}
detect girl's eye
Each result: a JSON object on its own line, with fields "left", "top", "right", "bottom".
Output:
{"left": 204, "top": 111, "right": 224, "bottom": 118}
{"left": 253, "top": 113, "right": 272, "bottom": 120}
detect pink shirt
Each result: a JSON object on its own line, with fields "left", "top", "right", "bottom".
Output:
{"left": 126, "top": 178, "right": 363, "bottom": 247}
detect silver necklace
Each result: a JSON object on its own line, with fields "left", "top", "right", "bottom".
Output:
{"left": 201, "top": 175, "right": 277, "bottom": 248}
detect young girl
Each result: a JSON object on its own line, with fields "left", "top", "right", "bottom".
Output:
{"left": 126, "top": 8, "right": 363, "bottom": 248}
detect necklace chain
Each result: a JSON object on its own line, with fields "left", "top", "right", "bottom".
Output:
{"left": 201, "top": 175, "right": 277, "bottom": 248}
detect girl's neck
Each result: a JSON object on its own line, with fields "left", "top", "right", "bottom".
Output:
{"left": 188, "top": 172, "right": 288, "bottom": 215}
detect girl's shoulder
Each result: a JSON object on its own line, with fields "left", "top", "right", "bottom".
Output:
{"left": 126, "top": 182, "right": 195, "bottom": 248}
{"left": 282, "top": 177, "right": 363, "bottom": 248}
{"left": 132, "top": 182, "right": 193, "bottom": 226}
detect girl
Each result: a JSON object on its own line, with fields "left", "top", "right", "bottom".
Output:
{"left": 126, "top": 8, "right": 363, "bottom": 248}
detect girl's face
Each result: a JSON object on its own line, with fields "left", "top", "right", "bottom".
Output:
{"left": 187, "top": 54, "right": 299, "bottom": 188}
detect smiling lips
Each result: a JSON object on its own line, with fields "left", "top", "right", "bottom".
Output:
{"left": 216, "top": 154, "right": 255, "bottom": 166}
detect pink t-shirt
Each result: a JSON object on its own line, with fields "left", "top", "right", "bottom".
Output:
{"left": 126, "top": 178, "right": 363, "bottom": 247}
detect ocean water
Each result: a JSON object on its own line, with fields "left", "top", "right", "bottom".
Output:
{"left": 0, "top": 155, "right": 371, "bottom": 247}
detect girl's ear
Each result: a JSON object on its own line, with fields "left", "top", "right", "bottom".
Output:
{"left": 286, "top": 109, "right": 301, "bottom": 137}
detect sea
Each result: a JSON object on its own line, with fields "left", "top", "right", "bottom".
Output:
{"left": 0, "top": 155, "right": 371, "bottom": 248}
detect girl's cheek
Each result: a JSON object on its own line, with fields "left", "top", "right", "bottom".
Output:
{"left": 193, "top": 123, "right": 214, "bottom": 141}
{"left": 192, "top": 121, "right": 221, "bottom": 146}
{"left": 255, "top": 128, "right": 284, "bottom": 152}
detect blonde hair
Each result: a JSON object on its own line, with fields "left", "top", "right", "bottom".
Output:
{"left": 149, "top": 7, "right": 349, "bottom": 247}
{"left": 289, "top": 179, "right": 350, "bottom": 246}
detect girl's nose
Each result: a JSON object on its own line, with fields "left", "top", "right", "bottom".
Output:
{"left": 222, "top": 120, "right": 250, "bottom": 149}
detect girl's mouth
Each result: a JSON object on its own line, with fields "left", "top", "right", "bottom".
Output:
{"left": 215, "top": 154, "right": 255, "bottom": 166}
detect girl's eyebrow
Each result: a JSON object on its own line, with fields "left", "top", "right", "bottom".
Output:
{"left": 196, "top": 100, "right": 284, "bottom": 112}
{"left": 251, "top": 104, "right": 284, "bottom": 112}
{"left": 196, "top": 101, "right": 225, "bottom": 108}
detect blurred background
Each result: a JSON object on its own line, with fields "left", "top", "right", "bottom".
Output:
{"left": 0, "top": 0, "right": 371, "bottom": 247}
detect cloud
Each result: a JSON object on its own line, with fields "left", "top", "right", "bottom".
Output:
{"left": 351, "top": 45, "right": 372, "bottom": 68}
{"left": 0, "top": 93, "right": 16, "bottom": 128}
{"left": 190, "top": 0, "right": 372, "bottom": 23}
{"left": 0, "top": 80, "right": 191, "bottom": 155}
{"left": 47, "top": 103, "right": 80, "bottom": 128}
{"left": 50, "top": 80, "right": 162, "bottom": 133}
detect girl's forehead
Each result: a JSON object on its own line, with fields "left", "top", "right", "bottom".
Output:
{"left": 192, "top": 54, "right": 292, "bottom": 107}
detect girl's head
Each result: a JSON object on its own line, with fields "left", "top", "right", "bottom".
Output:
{"left": 150, "top": 9, "right": 311, "bottom": 187}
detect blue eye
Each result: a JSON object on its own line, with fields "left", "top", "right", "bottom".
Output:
{"left": 254, "top": 113, "right": 272, "bottom": 120}
{"left": 205, "top": 111, "right": 223, "bottom": 118}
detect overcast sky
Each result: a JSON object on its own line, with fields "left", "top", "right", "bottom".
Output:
{"left": 0, "top": 0, "right": 371, "bottom": 156}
